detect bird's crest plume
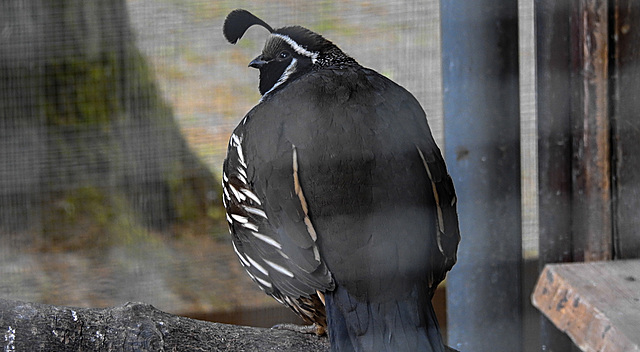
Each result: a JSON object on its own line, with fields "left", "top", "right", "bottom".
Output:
{"left": 223, "top": 9, "right": 274, "bottom": 44}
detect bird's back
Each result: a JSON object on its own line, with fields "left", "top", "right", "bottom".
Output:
{"left": 238, "top": 66, "right": 457, "bottom": 351}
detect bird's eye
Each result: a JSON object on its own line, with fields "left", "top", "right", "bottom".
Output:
{"left": 278, "top": 51, "right": 291, "bottom": 59}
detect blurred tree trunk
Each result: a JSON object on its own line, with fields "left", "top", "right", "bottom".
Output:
{"left": 0, "top": 0, "right": 221, "bottom": 243}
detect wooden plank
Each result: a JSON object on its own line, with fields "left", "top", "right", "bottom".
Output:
{"left": 532, "top": 260, "right": 640, "bottom": 352}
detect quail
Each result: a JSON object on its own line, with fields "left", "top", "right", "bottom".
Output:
{"left": 221, "top": 9, "right": 459, "bottom": 352}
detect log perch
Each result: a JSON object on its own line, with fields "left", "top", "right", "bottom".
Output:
{"left": 0, "top": 298, "right": 458, "bottom": 351}
{"left": 0, "top": 298, "right": 330, "bottom": 351}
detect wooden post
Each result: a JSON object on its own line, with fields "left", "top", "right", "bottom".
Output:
{"left": 536, "top": 0, "right": 628, "bottom": 349}
{"left": 535, "top": 1, "right": 577, "bottom": 350}
{"left": 611, "top": 0, "right": 640, "bottom": 259}
{"left": 570, "top": 0, "right": 612, "bottom": 263}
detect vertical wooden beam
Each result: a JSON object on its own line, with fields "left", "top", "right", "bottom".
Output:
{"left": 571, "top": 0, "right": 612, "bottom": 262}
{"left": 537, "top": 0, "right": 614, "bottom": 349}
{"left": 536, "top": 0, "right": 574, "bottom": 267}
{"left": 611, "top": 0, "right": 640, "bottom": 259}
{"left": 535, "top": 1, "right": 577, "bottom": 350}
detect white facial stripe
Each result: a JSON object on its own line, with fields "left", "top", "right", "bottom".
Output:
{"left": 271, "top": 33, "right": 319, "bottom": 62}
{"left": 262, "top": 58, "right": 298, "bottom": 98}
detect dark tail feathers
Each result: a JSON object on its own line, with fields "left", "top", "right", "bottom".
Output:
{"left": 325, "top": 285, "right": 445, "bottom": 352}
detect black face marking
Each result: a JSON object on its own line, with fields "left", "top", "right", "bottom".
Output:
{"left": 278, "top": 51, "right": 291, "bottom": 60}
{"left": 252, "top": 36, "right": 315, "bottom": 96}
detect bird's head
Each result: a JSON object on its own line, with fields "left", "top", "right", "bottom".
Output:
{"left": 223, "top": 9, "right": 357, "bottom": 96}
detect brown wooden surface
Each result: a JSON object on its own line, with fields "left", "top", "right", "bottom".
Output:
{"left": 570, "top": 0, "right": 612, "bottom": 262}
{"left": 532, "top": 260, "right": 640, "bottom": 352}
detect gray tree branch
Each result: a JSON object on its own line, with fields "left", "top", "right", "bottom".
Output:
{"left": 0, "top": 298, "right": 330, "bottom": 351}
{"left": 0, "top": 298, "right": 459, "bottom": 351}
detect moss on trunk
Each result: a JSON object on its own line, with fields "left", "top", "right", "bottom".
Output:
{"left": 0, "top": 0, "right": 223, "bottom": 246}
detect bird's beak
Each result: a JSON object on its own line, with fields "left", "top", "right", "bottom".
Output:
{"left": 249, "top": 56, "right": 267, "bottom": 69}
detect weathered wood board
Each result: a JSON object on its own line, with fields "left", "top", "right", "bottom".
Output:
{"left": 532, "top": 260, "right": 640, "bottom": 352}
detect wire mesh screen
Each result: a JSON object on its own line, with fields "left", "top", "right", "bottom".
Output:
{"left": 0, "top": 0, "right": 446, "bottom": 321}
{"left": 128, "top": 1, "right": 445, "bottom": 175}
